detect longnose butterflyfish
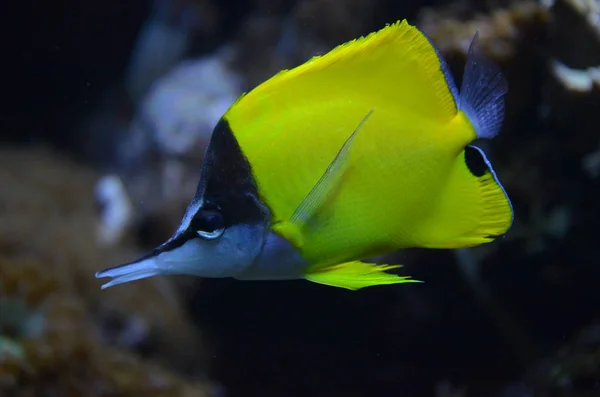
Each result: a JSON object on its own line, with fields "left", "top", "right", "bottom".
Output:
{"left": 95, "top": 19, "right": 513, "bottom": 291}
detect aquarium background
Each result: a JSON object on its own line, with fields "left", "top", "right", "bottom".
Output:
{"left": 2, "top": 0, "right": 600, "bottom": 396}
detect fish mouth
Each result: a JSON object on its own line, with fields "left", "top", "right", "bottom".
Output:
{"left": 96, "top": 231, "right": 194, "bottom": 289}
{"left": 95, "top": 252, "right": 165, "bottom": 289}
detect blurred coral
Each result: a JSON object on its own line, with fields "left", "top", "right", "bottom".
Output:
{"left": 418, "top": 1, "right": 549, "bottom": 61}
{"left": 546, "top": 0, "right": 600, "bottom": 69}
{"left": 0, "top": 146, "right": 212, "bottom": 396}
{"left": 232, "top": 0, "right": 377, "bottom": 89}
{"left": 95, "top": 46, "right": 244, "bottom": 247}
{"left": 418, "top": 1, "right": 549, "bottom": 123}
{"left": 540, "top": 0, "right": 600, "bottom": 180}
{"left": 125, "top": 0, "right": 220, "bottom": 103}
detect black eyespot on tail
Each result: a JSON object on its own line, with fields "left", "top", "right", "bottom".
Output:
{"left": 464, "top": 146, "right": 488, "bottom": 177}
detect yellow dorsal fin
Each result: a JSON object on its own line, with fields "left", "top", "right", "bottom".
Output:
{"left": 225, "top": 19, "right": 458, "bottom": 133}
{"left": 305, "top": 261, "right": 420, "bottom": 291}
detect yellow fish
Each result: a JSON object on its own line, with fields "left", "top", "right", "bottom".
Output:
{"left": 96, "top": 20, "right": 513, "bottom": 291}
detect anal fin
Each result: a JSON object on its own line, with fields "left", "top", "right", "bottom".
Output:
{"left": 305, "top": 261, "right": 420, "bottom": 291}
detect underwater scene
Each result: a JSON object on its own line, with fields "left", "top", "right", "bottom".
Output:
{"left": 3, "top": 0, "right": 600, "bottom": 396}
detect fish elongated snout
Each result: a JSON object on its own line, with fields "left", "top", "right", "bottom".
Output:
{"left": 96, "top": 212, "right": 269, "bottom": 289}
{"left": 95, "top": 253, "right": 168, "bottom": 289}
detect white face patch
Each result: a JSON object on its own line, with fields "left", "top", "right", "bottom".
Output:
{"left": 175, "top": 198, "right": 204, "bottom": 236}
{"left": 156, "top": 223, "right": 264, "bottom": 278}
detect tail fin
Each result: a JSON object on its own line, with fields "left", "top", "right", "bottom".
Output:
{"left": 459, "top": 31, "right": 508, "bottom": 140}
{"left": 411, "top": 145, "right": 513, "bottom": 249}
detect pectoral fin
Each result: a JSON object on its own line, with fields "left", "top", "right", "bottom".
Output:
{"left": 289, "top": 109, "right": 374, "bottom": 230}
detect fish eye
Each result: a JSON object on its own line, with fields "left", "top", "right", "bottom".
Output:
{"left": 192, "top": 209, "right": 226, "bottom": 240}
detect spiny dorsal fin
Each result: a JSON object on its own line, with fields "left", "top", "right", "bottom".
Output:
{"left": 224, "top": 19, "right": 459, "bottom": 129}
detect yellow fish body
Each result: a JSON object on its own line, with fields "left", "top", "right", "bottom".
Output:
{"left": 96, "top": 20, "right": 513, "bottom": 291}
